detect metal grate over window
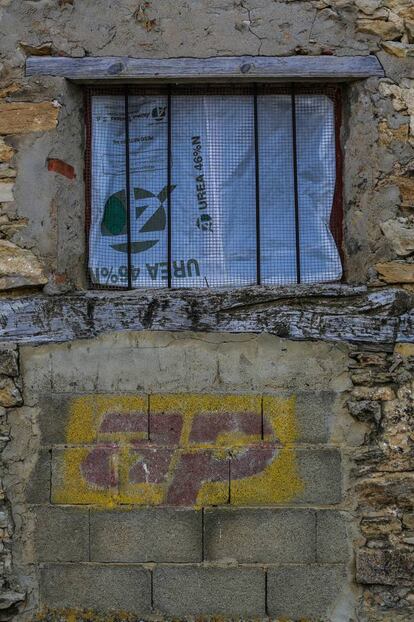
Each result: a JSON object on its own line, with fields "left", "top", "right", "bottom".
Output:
{"left": 85, "top": 84, "right": 343, "bottom": 289}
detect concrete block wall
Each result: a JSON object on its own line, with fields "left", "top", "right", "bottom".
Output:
{"left": 8, "top": 331, "right": 358, "bottom": 620}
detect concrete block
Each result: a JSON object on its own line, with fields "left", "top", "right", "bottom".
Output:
{"left": 263, "top": 390, "right": 338, "bottom": 444}
{"left": 38, "top": 395, "right": 70, "bottom": 445}
{"left": 267, "top": 564, "right": 347, "bottom": 619}
{"left": 90, "top": 508, "right": 201, "bottom": 562}
{"left": 40, "top": 563, "right": 151, "bottom": 614}
{"left": 297, "top": 449, "right": 342, "bottom": 504}
{"left": 120, "top": 447, "right": 230, "bottom": 506}
{"left": 153, "top": 565, "right": 265, "bottom": 617}
{"left": 33, "top": 506, "right": 89, "bottom": 562}
{"left": 120, "top": 446, "right": 177, "bottom": 505}
{"left": 230, "top": 447, "right": 342, "bottom": 505}
{"left": 164, "top": 449, "right": 229, "bottom": 506}
{"left": 39, "top": 393, "right": 148, "bottom": 445}
{"left": 150, "top": 393, "right": 262, "bottom": 446}
{"left": 52, "top": 443, "right": 229, "bottom": 506}
{"left": 26, "top": 449, "right": 51, "bottom": 504}
{"left": 204, "top": 508, "right": 316, "bottom": 563}
{"left": 51, "top": 447, "right": 118, "bottom": 505}
{"left": 317, "top": 510, "right": 350, "bottom": 563}
{"left": 150, "top": 410, "right": 183, "bottom": 445}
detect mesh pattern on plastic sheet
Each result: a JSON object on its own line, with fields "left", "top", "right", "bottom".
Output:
{"left": 85, "top": 84, "right": 343, "bottom": 289}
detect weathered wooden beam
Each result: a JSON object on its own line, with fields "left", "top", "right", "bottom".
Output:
{"left": 25, "top": 55, "right": 384, "bottom": 82}
{"left": 0, "top": 285, "right": 411, "bottom": 345}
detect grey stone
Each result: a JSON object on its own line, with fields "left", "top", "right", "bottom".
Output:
{"left": 0, "top": 375, "right": 22, "bottom": 407}
{"left": 0, "top": 182, "right": 14, "bottom": 203}
{"left": 317, "top": 510, "right": 350, "bottom": 563}
{"left": 25, "top": 449, "right": 51, "bottom": 504}
{"left": 356, "top": 549, "right": 414, "bottom": 585}
{"left": 153, "top": 566, "right": 265, "bottom": 617}
{"left": 267, "top": 564, "right": 347, "bottom": 619}
{"left": 0, "top": 591, "right": 25, "bottom": 610}
{"left": 90, "top": 508, "right": 201, "bottom": 562}
{"left": 40, "top": 563, "right": 151, "bottom": 614}
{"left": 347, "top": 399, "right": 381, "bottom": 423}
{"left": 33, "top": 506, "right": 89, "bottom": 562}
{"left": 204, "top": 508, "right": 316, "bottom": 563}
{"left": 0, "top": 348, "right": 18, "bottom": 377}
{"left": 380, "top": 218, "right": 414, "bottom": 257}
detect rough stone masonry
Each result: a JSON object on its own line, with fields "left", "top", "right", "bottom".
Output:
{"left": 0, "top": 0, "right": 413, "bottom": 621}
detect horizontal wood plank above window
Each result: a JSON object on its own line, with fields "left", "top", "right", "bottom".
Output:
{"left": 25, "top": 55, "right": 384, "bottom": 82}
{"left": 0, "top": 285, "right": 411, "bottom": 346}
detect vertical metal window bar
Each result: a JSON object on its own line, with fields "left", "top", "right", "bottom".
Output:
{"left": 290, "top": 84, "right": 301, "bottom": 284}
{"left": 124, "top": 86, "right": 133, "bottom": 289}
{"left": 253, "top": 84, "right": 261, "bottom": 285}
{"left": 167, "top": 85, "right": 172, "bottom": 288}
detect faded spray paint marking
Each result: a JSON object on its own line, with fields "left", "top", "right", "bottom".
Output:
{"left": 53, "top": 393, "right": 304, "bottom": 507}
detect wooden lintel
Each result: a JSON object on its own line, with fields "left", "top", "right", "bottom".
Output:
{"left": 25, "top": 55, "right": 384, "bottom": 82}
{"left": 0, "top": 285, "right": 411, "bottom": 346}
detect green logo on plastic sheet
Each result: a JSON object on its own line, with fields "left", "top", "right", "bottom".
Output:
{"left": 100, "top": 185, "right": 176, "bottom": 254}
{"left": 101, "top": 191, "right": 127, "bottom": 236}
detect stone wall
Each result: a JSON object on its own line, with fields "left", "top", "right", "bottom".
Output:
{"left": 0, "top": 0, "right": 413, "bottom": 620}
{"left": 0, "top": 1, "right": 413, "bottom": 288}
{"left": 0, "top": 346, "right": 24, "bottom": 617}
{"left": 349, "top": 344, "right": 414, "bottom": 621}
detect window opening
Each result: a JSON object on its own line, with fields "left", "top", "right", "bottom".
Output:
{"left": 85, "top": 84, "right": 343, "bottom": 289}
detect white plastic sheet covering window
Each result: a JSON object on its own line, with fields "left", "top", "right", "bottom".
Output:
{"left": 88, "top": 92, "right": 342, "bottom": 288}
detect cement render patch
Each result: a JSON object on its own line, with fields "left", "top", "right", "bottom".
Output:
{"left": 20, "top": 331, "right": 351, "bottom": 397}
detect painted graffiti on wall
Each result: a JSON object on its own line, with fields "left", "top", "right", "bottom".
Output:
{"left": 53, "top": 394, "right": 304, "bottom": 507}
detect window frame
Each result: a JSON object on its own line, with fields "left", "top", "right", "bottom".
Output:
{"left": 84, "top": 82, "right": 343, "bottom": 290}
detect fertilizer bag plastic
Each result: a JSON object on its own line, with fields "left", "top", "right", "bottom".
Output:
{"left": 89, "top": 93, "right": 342, "bottom": 288}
